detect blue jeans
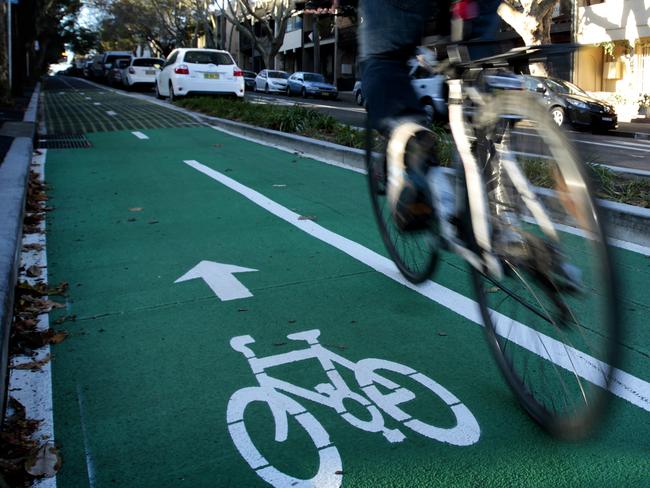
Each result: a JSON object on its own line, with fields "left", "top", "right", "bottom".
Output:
{"left": 359, "top": 0, "right": 501, "bottom": 132}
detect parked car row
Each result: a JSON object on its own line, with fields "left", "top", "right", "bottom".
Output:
{"left": 254, "top": 69, "right": 339, "bottom": 99}
{"left": 353, "top": 71, "right": 618, "bottom": 132}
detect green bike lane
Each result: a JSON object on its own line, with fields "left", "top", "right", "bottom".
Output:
{"left": 42, "top": 123, "right": 650, "bottom": 485}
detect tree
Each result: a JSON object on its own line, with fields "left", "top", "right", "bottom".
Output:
{"left": 497, "top": 0, "right": 560, "bottom": 75}
{"left": 92, "top": 0, "right": 198, "bottom": 55}
{"left": 220, "top": 0, "right": 296, "bottom": 69}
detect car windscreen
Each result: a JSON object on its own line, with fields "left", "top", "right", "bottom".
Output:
{"left": 268, "top": 71, "right": 288, "bottom": 79}
{"left": 545, "top": 79, "right": 588, "bottom": 97}
{"left": 183, "top": 51, "right": 233, "bottom": 65}
{"left": 303, "top": 73, "right": 325, "bottom": 83}
{"left": 106, "top": 55, "right": 130, "bottom": 65}
{"left": 133, "top": 58, "right": 163, "bottom": 67}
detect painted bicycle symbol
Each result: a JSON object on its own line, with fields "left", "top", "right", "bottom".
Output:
{"left": 227, "top": 329, "right": 480, "bottom": 487}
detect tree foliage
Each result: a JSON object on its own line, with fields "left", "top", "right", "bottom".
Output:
{"left": 219, "top": 0, "right": 297, "bottom": 69}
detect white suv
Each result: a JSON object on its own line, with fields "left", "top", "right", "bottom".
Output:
{"left": 155, "top": 48, "right": 245, "bottom": 100}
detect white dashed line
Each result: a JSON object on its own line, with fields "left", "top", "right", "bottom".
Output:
{"left": 132, "top": 131, "right": 149, "bottom": 140}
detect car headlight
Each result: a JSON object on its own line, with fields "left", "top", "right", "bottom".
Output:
{"left": 567, "top": 99, "right": 588, "bottom": 110}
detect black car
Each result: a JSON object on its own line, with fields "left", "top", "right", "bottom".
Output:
{"left": 522, "top": 76, "right": 618, "bottom": 132}
{"left": 243, "top": 71, "right": 257, "bottom": 90}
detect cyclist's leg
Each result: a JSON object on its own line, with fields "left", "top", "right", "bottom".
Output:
{"left": 358, "top": 0, "right": 433, "bottom": 132}
{"left": 359, "top": 0, "right": 444, "bottom": 231}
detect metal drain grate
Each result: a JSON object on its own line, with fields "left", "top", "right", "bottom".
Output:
{"left": 38, "top": 134, "right": 93, "bottom": 149}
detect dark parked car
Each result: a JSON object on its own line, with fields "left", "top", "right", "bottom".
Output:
{"left": 243, "top": 71, "right": 257, "bottom": 90}
{"left": 107, "top": 59, "right": 131, "bottom": 86}
{"left": 287, "top": 72, "right": 338, "bottom": 99}
{"left": 522, "top": 75, "right": 618, "bottom": 131}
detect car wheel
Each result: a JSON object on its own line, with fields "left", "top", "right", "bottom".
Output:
{"left": 169, "top": 82, "right": 175, "bottom": 102}
{"left": 155, "top": 81, "right": 164, "bottom": 100}
{"left": 301, "top": 87, "right": 307, "bottom": 98}
{"left": 551, "top": 106, "right": 565, "bottom": 127}
{"left": 265, "top": 83, "right": 269, "bottom": 94}
{"left": 355, "top": 91, "right": 364, "bottom": 106}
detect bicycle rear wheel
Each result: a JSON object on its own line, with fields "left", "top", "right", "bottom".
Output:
{"left": 470, "top": 91, "right": 620, "bottom": 439}
{"left": 365, "top": 124, "right": 438, "bottom": 284}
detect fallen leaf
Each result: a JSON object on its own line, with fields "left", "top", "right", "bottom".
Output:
{"left": 438, "top": 331, "right": 448, "bottom": 337}
{"left": 48, "top": 331, "right": 68, "bottom": 344}
{"left": 487, "top": 287, "right": 500, "bottom": 293}
{"left": 129, "top": 207, "right": 143, "bottom": 212}
{"left": 25, "top": 442, "right": 61, "bottom": 478}
{"left": 148, "top": 220, "right": 159, "bottom": 225}
{"left": 273, "top": 342, "right": 287, "bottom": 347}
{"left": 13, "top": 354, "right": 51, "bottom": 371}
{"left": 127, "top": 217, "right": 136, "bottom": 222}
{"left": 298, "top": 215, "right": 317, "bottom": 222}
{"left": 25, "top": 265, "right": 41, "bottom": 278}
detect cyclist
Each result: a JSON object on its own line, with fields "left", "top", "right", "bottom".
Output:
{"left": 306, "top": 0, "right": 501, "bottom": 231}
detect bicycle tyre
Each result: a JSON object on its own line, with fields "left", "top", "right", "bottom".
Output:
{"left": 469, "top": 90, "right": 620, "bottom": 439}
{"left": 365, "top": 121, "right": 439, "bottom": 283}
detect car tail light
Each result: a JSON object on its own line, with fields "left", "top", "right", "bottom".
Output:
{"left": 234, "top": 69, "right": 244, "bottom": 77}
{"left": 174, "top": 65, "right": 189, "bottom": 75}
{"left": 128, "top": 67, "right": 135, "bottom": 74}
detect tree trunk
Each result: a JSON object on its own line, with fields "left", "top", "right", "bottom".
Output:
{"left": 497, "top": 1, "right": 558, "bottom": 76}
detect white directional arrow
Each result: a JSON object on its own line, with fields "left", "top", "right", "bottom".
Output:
{"left": 174, "top": 261, "right": 258, "bottom": 301}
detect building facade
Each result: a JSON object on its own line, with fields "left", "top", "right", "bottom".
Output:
{"left": 574, "top": 0, "right": 650, "bottom": 118}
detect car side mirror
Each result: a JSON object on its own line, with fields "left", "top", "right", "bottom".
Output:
{"left": 536, "top": 85, "right": 546, "bottom": 94}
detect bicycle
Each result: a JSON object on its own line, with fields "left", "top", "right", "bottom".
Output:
{"left": 227, "top": 329, "right": 480, "bottom": 487}
{"left": 366, "top": 44, "right": 621, "bottom": 440}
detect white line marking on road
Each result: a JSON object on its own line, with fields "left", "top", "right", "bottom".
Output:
{"left": 132, "top": 131, "right": 149, "bottom": 140}
{"left": 184, "top": 159, "right": 650, "bottom": 413}
{"left": 175, "top": 261, "right": 257, "bottom": 301}
{"left": 85, "top": 97, "right": 92, "bottom": 100}
{"left": 77, "top": 384, "right": 97, "bottom": 488}
{"left": 106, "top": 110, "right": 118, "bottom": 116}
{"left": 93, "top": 102, "right": 101, "bottom": 106}
{"left": 574, "top": 138, "right": 650, "bottom": 153}
{"left": 7, "top": 150, "right": 57, "bottom": 488}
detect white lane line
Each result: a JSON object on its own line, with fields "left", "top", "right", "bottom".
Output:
{"left": 93, "top": 102, "right": 101, "bottom": 106}
{"left": 184, "top": 159, "right": 650, "bottom": 413}
{"left": 106, "top": 110, "right": 118, "bottom": 116}
{"left": 132, "top": 131, "right": 149, "bottom": 140}
{"left": 574, "top": 139, "right": 650, "bottom": 153}
{"left": 77, "top": 384, "right": 97, "bottom": 488}
{"left": 609, "top": 140, "right": 650, "bottom": 149}
{"left": 7, "top": 150, "right": 57, "bottom": 488}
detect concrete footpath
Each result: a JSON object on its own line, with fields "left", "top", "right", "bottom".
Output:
{"left": 0, "top": 84, "right": 40, "bottom": 413}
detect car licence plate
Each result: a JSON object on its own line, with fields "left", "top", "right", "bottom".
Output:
{"left": 204, "top": 73, "right": 219, "bottom": 80}
{"left": 146, "top": 70, "right": 155, "bottom": 75}
{"left": 602, "top": 117, "right": 612, "bottom": 122}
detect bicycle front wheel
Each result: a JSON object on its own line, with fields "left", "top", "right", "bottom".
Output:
{"left": 470, "top": 91, "right": 620, "bottom": 439}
